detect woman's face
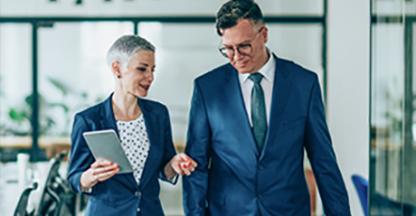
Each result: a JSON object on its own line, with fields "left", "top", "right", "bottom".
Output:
{"left": 117, "top": 50, "right": 155, "bottom": 97}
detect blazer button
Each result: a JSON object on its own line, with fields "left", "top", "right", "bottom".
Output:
{"left": 135, "top": 191, "right": 141, "bottom": 197}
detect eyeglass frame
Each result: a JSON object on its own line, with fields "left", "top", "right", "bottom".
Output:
{"left": 218, "top": 26, "right": 265, "bottom": 58}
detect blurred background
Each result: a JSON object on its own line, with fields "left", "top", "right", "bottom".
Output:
{"left": 0, "top": 0, "right": 414, "bottom": 215}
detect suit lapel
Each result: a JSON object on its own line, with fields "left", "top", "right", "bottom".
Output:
{"left": 137, "top": 99, "right": 159, "bottom": 189}
{"left": 218, "top": 65, "right": 258, "bottom": 189}
{"left": 259, "top": 56, "right": 293, "bottom": 161}
{"left": 100, "top": 94, "right": 118, "bottom": 135}
{"left": 229, "top": 68, "right": 260, "bottom": 157}
{"left": 226, "top": 66, "right": 260, "bottom": 158}
{"left": 99, "top": 94, "right": 139, "bottom": 190}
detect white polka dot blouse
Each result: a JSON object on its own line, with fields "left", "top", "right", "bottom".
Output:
{"left": 116, "top": 114, "right": 150, "bottom": 185}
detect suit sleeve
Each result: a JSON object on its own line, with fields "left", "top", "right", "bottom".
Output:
{"left": 158, "top": 105, "right": 178, "bottom": 184}
{"left": 67, "top": 113, "right": 95, "bottom": 194}
{"left": 183, "top": 81, "right": 211, "bottom": 216}
{"left": 304, "top": 75, "right": 351, "bottom": 215}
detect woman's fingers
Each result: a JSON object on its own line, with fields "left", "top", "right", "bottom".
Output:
{"left": 184, "top": 160, "right": 197, "bottom": 171}
{"left": 190, "top": 159, "right": 198, "bottom": 169}
{"left": 172, "top": 153, "right": 198, "bottom": 176}
{"left": 90, "top": 158, "right": 119, "bottom": 182}
{"left": 179, "top": 153, "right": 197, "bottom": 167}
{"left": 168, "top": 153, "right": 200, "bottom": 176}
{"left": 95, "top": 167, "right": 119, "bottom": 182}
{"left": 91, "top": 158, "right": 113, "bottom": 168}
{"left": 80, "top": 159, "right": 119, "bottom": 189}
{"left": 179, "top": 153, "right": 198, "bottom": 171}
{"left": 171, "top": 160, "right": 185, "bottom": 176}
{"left": 92, "top": 163, "right": 119, "bottom": 176}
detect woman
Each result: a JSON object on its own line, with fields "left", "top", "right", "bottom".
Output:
{"left": 67, "top": 35, "right": 197, "bottom": 216}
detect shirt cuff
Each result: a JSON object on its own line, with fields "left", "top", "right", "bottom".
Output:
{"left": 167, "top": 174, "right": 179, "bottom": 185}
{"left": 160, "top": 171, "right": 179, "bottom": 185}
{"left": 80, "top": 185, "right": 92, "bottom": 194}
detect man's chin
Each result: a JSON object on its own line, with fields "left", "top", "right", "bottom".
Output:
{"left": 236, "top": 68, "right": 254, "bottom": 74}
{"left": 233, "top": 65, "right": 254, "bottom": 74}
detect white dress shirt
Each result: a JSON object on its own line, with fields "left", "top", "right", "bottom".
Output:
{"left": 239, "top": 52, "right": 276, "bottom": 126}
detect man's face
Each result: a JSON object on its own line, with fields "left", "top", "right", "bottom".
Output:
{"left": 220, "top": 19, "right": 268, "bottom": 74}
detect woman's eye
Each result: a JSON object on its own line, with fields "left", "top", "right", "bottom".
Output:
{"left": 137, "top": 67, "right": 146, "bottom": 72}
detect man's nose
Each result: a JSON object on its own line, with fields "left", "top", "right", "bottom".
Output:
{"left": 233, "top": 49, "right": 245, "bottom": 61}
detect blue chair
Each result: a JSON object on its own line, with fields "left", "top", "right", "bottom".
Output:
{"left": 351, "top": 174, "right": 368, "bottom": 216}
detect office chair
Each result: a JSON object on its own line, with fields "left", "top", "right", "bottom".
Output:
{"left": 351, "top": 174, "right": 368, "bottom": 216}
{"left": 13, "top": 182, "right": 38, "bottom": 216}
{"left": 36, "top": 151, "right": 77, "bottom": 216}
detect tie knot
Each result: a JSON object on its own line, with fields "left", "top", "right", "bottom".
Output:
{"left": 248, "top": 72, "right": 263, "bottom": 84}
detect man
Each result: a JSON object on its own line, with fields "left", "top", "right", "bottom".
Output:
{"left": 183, "top": 0, "right": 351, "bottom": 216}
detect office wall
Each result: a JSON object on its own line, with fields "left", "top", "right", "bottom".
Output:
{"left": 0, "top": 0, "right": 323, "bottom": 16}
{"left": 0, "top": 0, "right": 370, "bottom": 215}
{"left": 327, "top": 0, "right": 370, "bottom": 215}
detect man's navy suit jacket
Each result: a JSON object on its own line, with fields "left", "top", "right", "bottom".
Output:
{"left": 183, "top": 55, "right": 351, "bottom": 216}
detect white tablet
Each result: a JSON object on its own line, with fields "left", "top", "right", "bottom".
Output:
{"left": 82, "top": 129, "right": 133, "bottom": 174}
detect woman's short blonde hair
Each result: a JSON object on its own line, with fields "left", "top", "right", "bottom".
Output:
{"left": 106, "top": 35, "right": 155, "bottom": 68}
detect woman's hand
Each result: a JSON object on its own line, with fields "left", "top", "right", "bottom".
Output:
{"left": 164, "top": 153, "right": 198, "bottom": 179}
{"left": 80, "top": 159, "right": 119, "bottom": 190}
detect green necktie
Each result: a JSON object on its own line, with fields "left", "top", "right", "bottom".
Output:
{"left": 248, "top": 73, "right": 267, "bottom": 151}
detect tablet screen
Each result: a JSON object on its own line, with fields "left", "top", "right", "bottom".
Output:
{"left": 83, "top": 129, "right": 133, "bottom": 174}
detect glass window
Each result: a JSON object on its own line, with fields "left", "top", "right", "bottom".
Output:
{"left": 0, "top": 0, "right": 323, "bottom": 17}
{"left": 0, "top": 24, "right": 32, "bottom": 215}
{"left": 260, "top": 0, "right": 324, "bottom": 16}
{"left": 371, "top": 22, "right": 404, "bottom": 204}
{"left": 138, "top": 22, "right": 226, "bottom": 147}
{"left": 372, "top": 0, "right": 416, "bottom": 16}
{"left": 0, "top": 24, "right": 32, "bottom": 156}
{"left": 267, "top": 24, "right": 323, "bottom": 82}
{"left": 38, "top": 22, "right": 133, "bottom": 138}
{"left": 371, "top": 0, "right": 416, "bottom": 213}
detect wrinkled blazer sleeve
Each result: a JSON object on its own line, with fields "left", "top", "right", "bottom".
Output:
{"left": 67, "top": 113, "right": 95, "bottom": 194}
{"left": 183, "top": 81, "right": 211, "bottom": 216}
{"left": 304, "top": 75, "right": 351, "bottom": 215}
{"left": 158, "top": 106, "right": 178, "bottom": 184}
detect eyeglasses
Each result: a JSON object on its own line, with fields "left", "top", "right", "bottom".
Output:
{"left": 218, "top": 26, "right": 264, "bottom": 58}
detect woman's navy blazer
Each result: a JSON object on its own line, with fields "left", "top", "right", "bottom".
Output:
{"left": 67, "top": 94, "right": 176, "bottom": 216}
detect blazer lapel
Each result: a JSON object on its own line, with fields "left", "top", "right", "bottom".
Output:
{"left": 259, "top": 56, "right": 293, "bottom": 161}
{"left": 100, "top": 94, "right": 119, "bottom": 135}
{"left": 99, "top": 94, "right": 138, "bottom": 190}
{"left": 137, "top": 99, "right": 159, "bottom": 190}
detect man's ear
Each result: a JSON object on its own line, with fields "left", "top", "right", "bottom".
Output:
{"left": 262, "top": 26, "right": 268, "bottom": 44}
{"left": 111, "top": 61, "right": 122, "bottom": 78}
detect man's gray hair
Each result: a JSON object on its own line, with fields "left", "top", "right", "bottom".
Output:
{"left": 106, "top": 35, "right": 155, "bottom": 68}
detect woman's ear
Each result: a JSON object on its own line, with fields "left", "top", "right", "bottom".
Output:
{"left": 111, "top": 61, "right": 122, "bottom": 79}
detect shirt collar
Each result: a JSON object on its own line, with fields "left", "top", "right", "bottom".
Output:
{"left": 240, "top": 49, "right": 276, "bottom": 83}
